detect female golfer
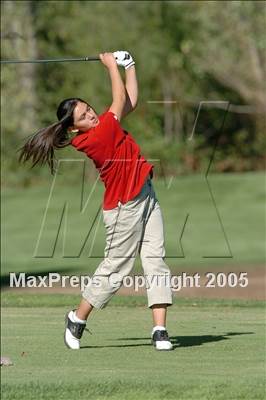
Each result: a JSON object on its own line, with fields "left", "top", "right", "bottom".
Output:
{"left": 19, "top": 51, "right": 173, "bottom": 351}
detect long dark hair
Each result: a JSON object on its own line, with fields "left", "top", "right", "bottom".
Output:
{"left": 18, "top": 97, "right": 87, "bottom": 175}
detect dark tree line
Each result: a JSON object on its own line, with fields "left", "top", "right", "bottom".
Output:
{"left": 1, "top": 1, "right": 265, "bottom": 186}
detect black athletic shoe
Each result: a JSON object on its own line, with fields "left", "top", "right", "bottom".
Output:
{"left": 151, "top": 329, "right": 173, "bottom": 350}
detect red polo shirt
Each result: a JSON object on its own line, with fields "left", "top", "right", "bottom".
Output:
{"left": 71, "top": 110, "right": 153, "bottom": 210}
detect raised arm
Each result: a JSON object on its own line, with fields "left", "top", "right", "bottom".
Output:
{"left": 99, "top": 52, "right": 126, "bottom": 121}
{"left": 121, "top": 65, "right": 138, "bottom": 119}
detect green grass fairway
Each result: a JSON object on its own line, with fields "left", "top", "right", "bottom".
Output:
{"left": 2, "top": 172, "right": 266, "bottom": 280}
{"left": 1, "top": 296, "right": 265, "bottom": 400}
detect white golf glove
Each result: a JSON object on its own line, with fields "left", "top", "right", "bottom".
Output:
{"left": 113, "top": 50, "right": 135, "bottom": 69}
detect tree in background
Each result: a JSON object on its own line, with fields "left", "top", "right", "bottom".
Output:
{"left": 1, "top": 0, "right": 265, "bottom": 186}
{"left": 1, "top": 0, "right": 38, "bottom": 139}
{"left": 190, "top": 1, "right": 265, "bottom": 139}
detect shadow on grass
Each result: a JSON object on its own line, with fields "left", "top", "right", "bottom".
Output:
{"left": 81, "top": 331, "right": 254, "bottom": 350}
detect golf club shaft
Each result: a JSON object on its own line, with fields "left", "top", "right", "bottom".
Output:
{"left": 0, "top": 56, "right": 100, "bottom": 64}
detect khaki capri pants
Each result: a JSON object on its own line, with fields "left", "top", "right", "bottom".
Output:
{"left": 82, "top": 177, "right": 173, "bottom": 308}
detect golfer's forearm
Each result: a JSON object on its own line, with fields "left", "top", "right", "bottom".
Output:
{"left": 125, "top": 65, "right": 138, "bottom": 108}
{"left": 108, "top": 65, "right": 126, "bottom": 105}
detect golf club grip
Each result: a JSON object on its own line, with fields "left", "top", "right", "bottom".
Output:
{"left": 0, "top": 56, "right": 100, "bottom": 64}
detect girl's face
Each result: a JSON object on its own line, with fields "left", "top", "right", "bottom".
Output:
{"left": 72, "top": 101, "right": 99, "bottom": 132}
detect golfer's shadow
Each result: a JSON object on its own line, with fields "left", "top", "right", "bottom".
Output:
{"left": 80, "top": 331, "right": 254, "bottom": 350}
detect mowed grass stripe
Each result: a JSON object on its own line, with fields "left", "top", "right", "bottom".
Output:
{"left": 1, "top": 292, "right": 265, "bottom": 308}
{"left": 2, "top": 172, "right": 266, "bottom": 277}
{"left": 1, "top": 305, "right": 265, "bottom": 400}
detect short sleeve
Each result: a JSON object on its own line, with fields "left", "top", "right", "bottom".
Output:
{"left": 95, "top": 111, "right": 120, "bottom": 143}
{"left": 71, "top": 110, "right": 123, "bottom": 168}
{"left": 71, "top": 132, "right": 91, "bottom": 151}
{"left": 101, "top": 111, "right": 119, "bottom": 125}
{"left": 102, "top": 108, "right": 118, "bottom": 121}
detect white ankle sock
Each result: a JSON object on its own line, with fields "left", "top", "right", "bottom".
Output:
{"left": 152, "top": 325, "right": 166, "bottom": 335}
{"left": 72, "top": 311, "right": 86, "bottom": 324}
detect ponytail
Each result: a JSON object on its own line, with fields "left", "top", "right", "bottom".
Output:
{"left": 18, "top": 98, "right": 85, "bottom": 175}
